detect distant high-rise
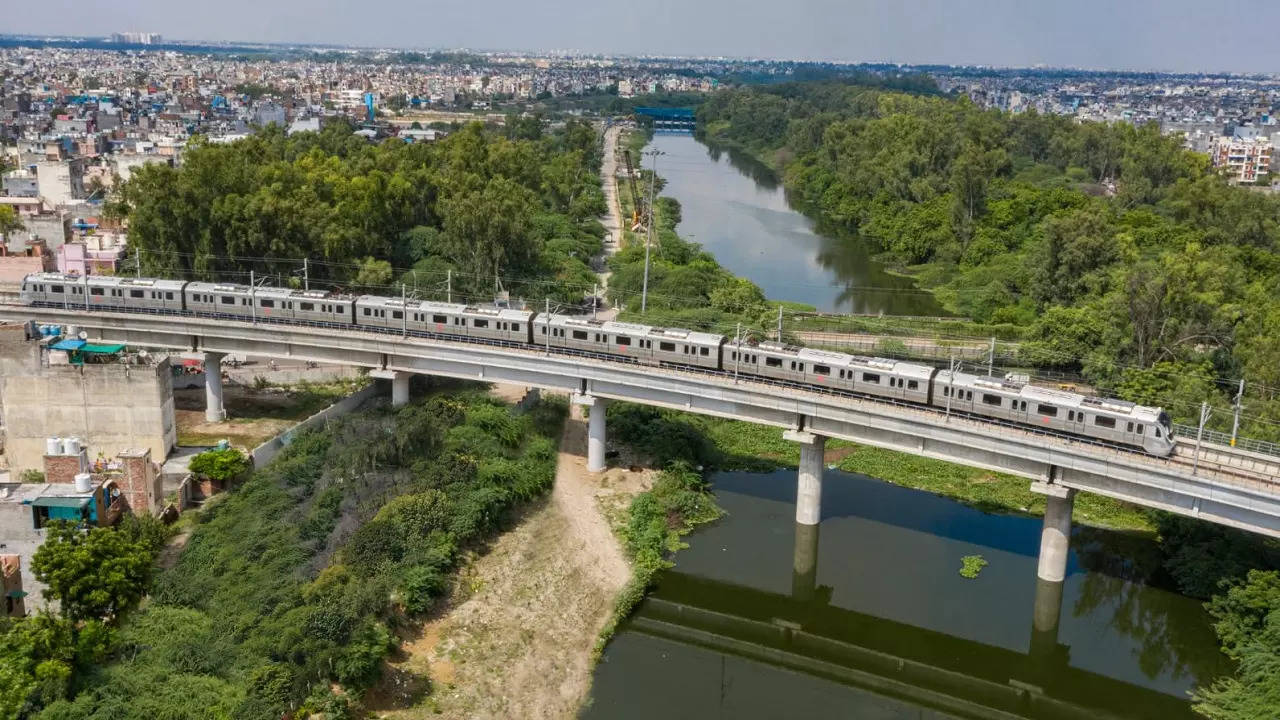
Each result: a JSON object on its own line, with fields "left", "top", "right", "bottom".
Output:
{"left": 109, "top": 32, "right": 163, "bottom": 45}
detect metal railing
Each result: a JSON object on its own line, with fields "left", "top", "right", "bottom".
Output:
{"left": 1175, "top": 423, "right": 1280, "bottom": 457}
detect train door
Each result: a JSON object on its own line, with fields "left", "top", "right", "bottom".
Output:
{"left": 1010, "top": 398, "right": 1028, "bottom": 425}
{"left": 1066, "top": 408, "right": 1087, "bottom": 436}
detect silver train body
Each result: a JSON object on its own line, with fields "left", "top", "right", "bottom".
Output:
{"left": 19, "top": 272, "right": 1176, "bottom": 456}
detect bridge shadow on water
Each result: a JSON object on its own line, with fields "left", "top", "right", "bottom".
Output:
{"left": 583, "top": 469, "right": 1228, "bottom": 720}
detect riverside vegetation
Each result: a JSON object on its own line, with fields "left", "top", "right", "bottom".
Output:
{"left": 8, "top": 388, "right": 565, "bottom": 719}
{"left": 694, "top": 79, "right": 1280, "bottom": 719}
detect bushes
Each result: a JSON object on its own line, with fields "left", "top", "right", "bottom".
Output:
{"left": 42, "top": 391, "right": 567, "bottom": 717}
{"left": 188, "top": 447, "right": 249, "bottom": 485}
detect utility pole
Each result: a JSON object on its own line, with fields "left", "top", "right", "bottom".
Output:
{"left": 1193, "top": 401, "right": 1211, "bottom": 476}
{"left": 249, "top": 270, "right": 256, "bottom": 323}
{"left": 446, "top": 269, "right": 452, "bottom": 304}
{"left": 592, "top": 282, "right": 598, "bottom": 319}
{"left": 401, "top": 283, "right": 408, "bottom": 337}
{"left": 302, "top": 258, "right": 309, "bottom": 291}
{"left": 734, "top": 322, "right": 742, "bottom": 384}
{"left": 544, "top": 298, "right": 550, "bottom": 356}
{"left": 776, "top": 306, "right": 783, "bottom": 342}
{"left": 945, "top": 356, "right": 958, "bottom": 420}
{"left": 640, "top": 149, "right": 663, "bottom": 314}
{"left": 987, "top": 337, "right": 995, "bottom": 377}
{"left": 1230, "top": 379, "right": 1245, "bottom": 447}
{"left": 134, "top": 250, "right": 141, "bottom": 278}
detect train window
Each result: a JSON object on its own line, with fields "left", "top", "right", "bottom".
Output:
{"left": 1137, "top": 424, "right": 1144, "bottom": 435}
{"left": 943, "top": 387, "right": 950, "bottom": 397}
{"left": 90, "top": 287, "right": 104, "bottom": 296}
{"left": 966, "top": 391, "right": 973, "bottom": 400}
{"left": 128, "top": 289, "right": 144, "bottom": 298}
{"left": 260, "top": 299, "right": 274, "bottom": 308}
{"left": 1094, "top": 416, "right": 1116, "bottom": 429}
{"left": 362, "top": 307, "right": 371, "bottom": 315}
{"left": 433, "top": 315, "right": 447, "bottom": 323}
{"left": 862, "top": 373, "right": 880, "bottom": 384}
{"left": 474, "top": 319, "right": 489, "bottom": 328}
{"left": 51, "top": 285, "right": 64, "bottom": 293}
{"left": 221, "top": 296, "right": 235, "bottom": 305}
{"left": 982, "top": 393, "right": 1002, "bottom": 406}
{"left": 511, "top": 323, "right": 520, "bottom": 332}
{"left": 659, "top": 342, "right": 675, "bottom": 352}
{"left": 1067, "top": 410, "right": 1075, "bottom": 421}
{"left": 1126, "top": 422, "right": 1134, "bottom": 432}
{"left": 813, "top": 364, "right": 830, "bottom": 375}
{"left": 700, "top": 347, "right": 710, "bottom": 356}
{"left": 391, "top": 311, "right": 403, "bottom": 320}
{"left": 908, "top": 380, "right": 919, "bottom": 390}
{"left": 300, "top": 302, "right": 315, "bottom": 311}
{"left": 571, "top": 330, "right": 587, "bottom": 340}
{"left": 1154, "top": 427, "right": 1162, "bottom": 439}
{"left": 1038, "top": 404, "right": 1058, "bottom": 417}
{"left": 618, "top": 336, "right": 632, "bottom": 346}
{"left": 765, "top": 357, "right": 782, "bottom": 368}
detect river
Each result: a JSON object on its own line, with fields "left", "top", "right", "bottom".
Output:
{"left": 583, "top": 132, "right": 1229, "bottom": 719}
{"left": 585, "top": 470, "right": 1229, "bottom": 719}
{"left": 644, "top": 132, "right": 945, "bottom": 316}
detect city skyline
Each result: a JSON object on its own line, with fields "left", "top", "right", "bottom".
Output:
{"left": 9, "top": 0, "right": 1280, "bottom": 74}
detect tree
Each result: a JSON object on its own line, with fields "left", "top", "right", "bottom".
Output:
{"left": 0, "top": 205, "right": 21, "bottom": 240}
{"left": 32, "top": 522, "right": 154, "bottom": 621}
{"left": 188, "top": 447, "right": 249, "bottom": 485}
{"left": 353, "top": 256, "right": 393, "bottom": 288}
{"left": 1193, "top": 570, "right": 1280, "bottom": 718}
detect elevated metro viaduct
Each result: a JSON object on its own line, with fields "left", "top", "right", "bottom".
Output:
{"left": 4, "top": 303, "right": 1280, "bottom": 636}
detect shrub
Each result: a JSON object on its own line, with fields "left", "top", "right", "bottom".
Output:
{"left": 188, "top": 447, "right": 250, "bottom": 485}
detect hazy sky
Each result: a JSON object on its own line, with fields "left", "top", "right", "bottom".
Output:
{"left": 13, "top": 0, "right": 1280, "bottom": 73}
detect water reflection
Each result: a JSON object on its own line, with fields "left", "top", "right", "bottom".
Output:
{"left": 648, "top": 133, "right": 944, "bottom": 315}
{"left": 586, "top": 470, "right": 1229, "bottom": 719}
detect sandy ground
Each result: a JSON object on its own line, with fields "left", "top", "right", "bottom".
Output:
{"left": 370, "top": 394, "right": 652, "bottom": 719}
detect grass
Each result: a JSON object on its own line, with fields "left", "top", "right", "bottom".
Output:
{"left": 176, "top": 378, "right": 370, "bottom": 447}
{"left": 959, "top": 555, "right": 988, "bottom": 579}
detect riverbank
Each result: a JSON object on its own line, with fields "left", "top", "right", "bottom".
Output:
{"left": 376, "top": 393, "right": 655, "bottom": 718}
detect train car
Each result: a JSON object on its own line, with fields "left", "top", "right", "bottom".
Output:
{"left": 357, "top": 296, "right": 531, "bottom": 344}
{"left": 22, "top": 274, "right": 187, "bottom": 312}
{"left": 845, "top": 355, "right": 935, "bottom": 403}
{"left": 184, "top": 282, "right": 255, "bottom": 319}
{"left": 933, "top": 370, "right": 1175, "bottom": 455}
{"left": 642, "top": 326, "right": 723, "bottom": 369}
{"left": 21, "top": 273, "right": 89, "bottom": 307}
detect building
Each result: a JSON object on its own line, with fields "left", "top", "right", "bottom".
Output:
{"left": 109, "top": 32, "right": 162, "bottom": 45}
{"left": 0, "top": 323, "right": 177, "bottom": 477}
{"left": 1211, "top": 136, "right": 1272, "bottom": 184}
{"left": 0, "top": 442, "right": 163, "bottom": 615}
{"left": 35, "top": 159, "right": 87, "bottom": 207}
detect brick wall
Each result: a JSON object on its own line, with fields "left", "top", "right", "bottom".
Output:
{"left": 116, "top": 449, "right": 160, "bottom": 516}
{"left": 42, "top": 451, "right": 88, "bottom": 484}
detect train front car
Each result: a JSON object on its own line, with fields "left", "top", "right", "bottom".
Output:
{"left": 20, "top": 272, "right": 83, "bottom": 306}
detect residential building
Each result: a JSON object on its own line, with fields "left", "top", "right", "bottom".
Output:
{"left": 1211, "top": 136, "right": 1272, "bottom": 184}
{"left": 35, "top": 159, "right": 87, "bottom": 207}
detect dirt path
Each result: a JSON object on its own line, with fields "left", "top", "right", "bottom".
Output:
{"left": 373, "top": 399, "right": 650, "bottom": 719}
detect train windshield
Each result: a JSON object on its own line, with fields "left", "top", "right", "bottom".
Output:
{"left": 1158, "top": 411, "right": 1173, "bottom": 438}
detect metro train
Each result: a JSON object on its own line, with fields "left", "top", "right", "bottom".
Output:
{"left": 19, "top": 272, "right": 1176, "bottom": 456}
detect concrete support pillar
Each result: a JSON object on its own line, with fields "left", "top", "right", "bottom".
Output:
{"left": 1032, "top": 480, "right": 1075, "bottom": 583}
{"left": 573, "top": 394, "right": 607, "bottom": 473}
{"left": 792, "top": 521, "right": 820, "bottom": 602}
{"left": 391, "top": 372, "right": 410, "bottom": 407}
{"left": 203, "top": 352, "right": 226, "bottom": 422}
{"left": 784, "top": 430, "right": 826, "bottom": 525}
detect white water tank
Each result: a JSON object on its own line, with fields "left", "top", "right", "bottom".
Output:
{"left": 66, "top": 325, "right": 80, "bottom": 339}
{"left": 47, "top": 437, "right": 62, "bottom": 456}
{"left": 62, "top": 437, "right": 81, "bottom": 456}
{"left": 74, "top": 473, "right": 93, "bottom": 493}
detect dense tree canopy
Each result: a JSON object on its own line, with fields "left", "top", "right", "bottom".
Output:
{"left": 698, "top": 82, "right": 1280, "bottom": 440}
{"left": 114, "top": 118, "right": 606, "bottom": 305}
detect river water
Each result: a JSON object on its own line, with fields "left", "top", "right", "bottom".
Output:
{"left": 584, "top": 132, "right": 1229, "bottom": 719}
{"left": 644, "top": 132, "right": 944, "bottom": 316}
{"left": 585, "top": 470, "right": 1229, "bottom": 719}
